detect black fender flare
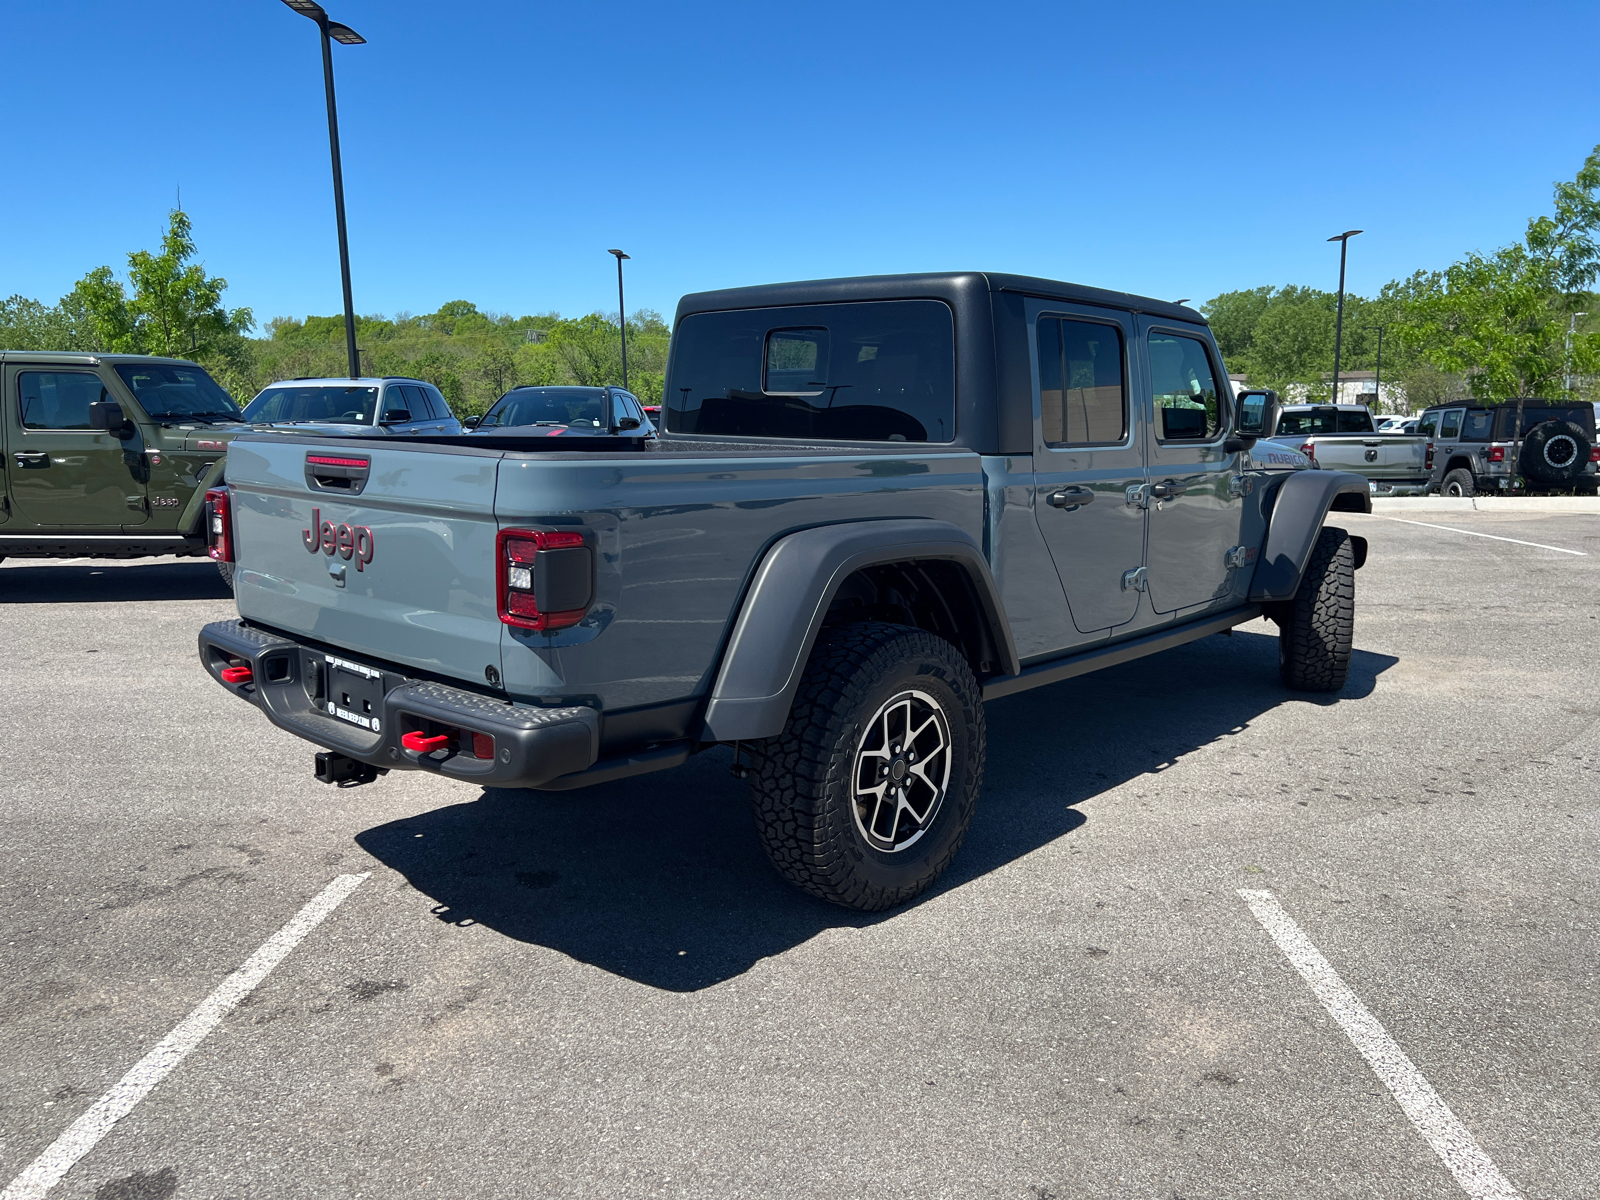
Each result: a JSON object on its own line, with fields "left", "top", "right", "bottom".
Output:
{"left": 698, "top": 519, "right": 1020, "bottom": 742}
{"left": 1248, "top": 470, "right": 1370, "bottom": 602}
{"left": 178, "top": 456, "right": 226, "bottom": 537}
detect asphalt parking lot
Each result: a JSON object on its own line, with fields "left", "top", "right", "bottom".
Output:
{"left": 2, "top": 508, "right": 1597, "bottom": 1200}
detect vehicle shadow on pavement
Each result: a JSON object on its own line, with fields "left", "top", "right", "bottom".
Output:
{"left": 356, "top": 629, "right": 1397, "bottom": 993}
{"left": 0, "top": 561, "right": 230, "bottom": 603}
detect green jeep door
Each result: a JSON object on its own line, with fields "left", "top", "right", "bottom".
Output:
{"left": 5, "top": 367, "right": 147, "bottom": 528}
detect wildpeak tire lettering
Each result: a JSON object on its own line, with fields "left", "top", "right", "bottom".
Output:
{"left": 303, "top": 507, "right": 375, "bottom": 570}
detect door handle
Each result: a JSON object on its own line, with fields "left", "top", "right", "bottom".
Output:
{"left": 1047, "top": 487, "right": 1095, "bottom": 510}
{"left": 1150, "top": 480, "right": 1187, "bottom": 500}
{"left": 14, "top": 452, "right": 48, "bottom": 468}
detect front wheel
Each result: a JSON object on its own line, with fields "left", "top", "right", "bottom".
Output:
{"left": 1273, "top": 525, "right": 1355, "bottom": 692}
{"left": 748, "top": 622, "right": 985, "bottom": 911}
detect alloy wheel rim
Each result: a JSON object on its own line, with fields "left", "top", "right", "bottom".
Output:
{"left": 852, "top": 689, "right": 952, "bottom": 853}
{"left": 1545, "top": 435, "right": 1577, "bottom": 467}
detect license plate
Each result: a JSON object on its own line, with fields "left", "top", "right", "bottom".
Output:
{"left": 323, "top": 654, "right": 385, "bottom": 732}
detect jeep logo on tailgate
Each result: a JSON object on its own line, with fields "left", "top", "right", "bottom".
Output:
{"left": 303, "top": 507, "right": 375, "bottom": 570}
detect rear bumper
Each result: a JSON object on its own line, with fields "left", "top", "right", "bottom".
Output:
{"left": 198, "top": 619, "right": 599, "bottom": 788}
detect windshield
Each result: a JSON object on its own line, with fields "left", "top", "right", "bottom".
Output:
{"left": 244, "top": 385, "right": 380, "bottom": 425}
{"left": 1275, "top": 407, "right": 1374, "bottom": 435}
{"left": 479, "top": 388, "right": 606, "bottom": 430}
{"left": 114, "top": 363, "right": 241, "bottom": 420}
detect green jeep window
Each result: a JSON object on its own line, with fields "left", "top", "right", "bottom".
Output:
{"left": 19, "top": 371, "right": 107, "bottom": 429}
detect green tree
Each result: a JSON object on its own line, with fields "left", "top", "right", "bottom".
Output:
{"left": 1394, "top": 145, "right": 1600, "bottom": 399}
{"left": 70, "top": 209, "right": 253, "bottom": 362}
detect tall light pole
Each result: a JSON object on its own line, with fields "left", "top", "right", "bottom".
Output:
{"left": 282, "top": 0, "right": 365, "bottom": 380}
{"left": 1327, "top": 230, "right": 1363, "bottom": 405}
{"left": 608, "top": 249, "right": 630, "bottom": 390}
{"left": 1565, "top": 311, "right": 1588, "bottom": 395}
{"left": 1368, "top": 323, "right": 1387, "bottom": 413}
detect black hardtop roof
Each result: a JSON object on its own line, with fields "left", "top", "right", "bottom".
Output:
{"left": 0, "top": 351, "right": 203, "bottom": 366}
{"left": 674, "top": 271, "right": 1203, "bottom": 324}
{"left": 1419, "top": 398, "right": 1585, "bottom": 412}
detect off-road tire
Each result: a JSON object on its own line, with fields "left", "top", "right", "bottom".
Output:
{"left": 1442, "top": 468, "right": 1475, "bottom": 498}
{"left": 217, "top": 561, "right": 236, "bottom": 591}
{"left": 1519, "top": 419, "right": 1590, "bottom": 486}
{"left": 748, "top": 622, "right": 985, "bottom": 911}
{"left": 1275, "top": 525, "right": 1355, "bottom": 693}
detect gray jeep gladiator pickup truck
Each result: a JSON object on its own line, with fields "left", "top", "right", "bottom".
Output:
{"left": 199, "top": 272, "right": 1370, "bottom": 910}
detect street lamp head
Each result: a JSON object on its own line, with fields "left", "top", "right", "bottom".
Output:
{"left": 608, "top": 249, "right": 630, "bottom": 261}
{"left": 326, "top": 21, "right": 366, "bottom": 43}
{"left": 280, "top": 0, "right": 328, "bottom": 19}
{"left": 1327, "top": 229, "right": 1364, "bottom": 242}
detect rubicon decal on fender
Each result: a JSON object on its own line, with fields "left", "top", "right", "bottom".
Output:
{"left": 303, "top": 507, "right": 375, "bottom": 570}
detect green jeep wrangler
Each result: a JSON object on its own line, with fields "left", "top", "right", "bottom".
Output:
{"left": 0, "top": 352, "right": 249, "bottom": 580}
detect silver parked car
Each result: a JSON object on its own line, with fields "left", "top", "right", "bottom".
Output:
{"left": 242, "top": 377, "right": 463, "bottom": 437}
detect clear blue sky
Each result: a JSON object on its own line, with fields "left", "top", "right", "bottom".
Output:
{"left": 5, "top": 0, "right": 1598, "bottom": 327}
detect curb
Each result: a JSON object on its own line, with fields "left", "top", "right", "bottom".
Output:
{"left": 1369, "top": 496, "right": 1600, "bottom": 513}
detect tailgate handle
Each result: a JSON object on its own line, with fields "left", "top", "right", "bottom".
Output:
{"left": 305, "top": 453, "right": 371, "bottom": 496}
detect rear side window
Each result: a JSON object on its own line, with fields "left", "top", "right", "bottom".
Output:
{"left": 1148, "top": 333, "right": 1224, "bottom": 440}
{"left": 1462, "top": 411, "right": 1493, "bottom": 440}
{"left": 1036, "top": 317, "right": 1126, "bottom": 446}
{"left": 423, "top": 384, "right": 450, "bottom": 420}
{"left": 666, "top": 300, "right": 955, "bottom": 442}
{"left": 18, "top": 371, "right": 106, "bottom": 429}
{"left": 1439, "top": 409, "right": 1463, "bottom": 439}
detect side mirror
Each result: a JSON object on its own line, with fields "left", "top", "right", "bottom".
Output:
{"left": 616, "top": 416, "right": 641, "bottom": 430}
{"left": 89, "top": 400, "right": 133, "bottom": 439}
{"left": 379, "top": 409, "right": 411, "bottom": 426}
{"left": 1234, "top": 389, "right": 1279, "bottom": 439}
{"left": 462, "top": 414, "right": 480, "bottom": 428}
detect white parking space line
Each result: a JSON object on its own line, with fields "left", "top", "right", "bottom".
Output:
{"left": 1, "top": 873, "right": 369, "bottom": 1200}
{"left": 1378, "top": 517, "right": 1586, "bottom": 556}
{"left": 1238, "top": 890, "right": 1523, "bottom": 1200}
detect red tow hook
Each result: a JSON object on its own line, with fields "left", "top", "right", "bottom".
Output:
{"left": 220, "top": 665, "right": 253, "bottom": 684}
{"left": 402, "top": 731, "right": 452, "bottom": 753}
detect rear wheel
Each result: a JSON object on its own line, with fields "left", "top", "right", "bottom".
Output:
{"left": 217, "top": 562, "right": 235, "bottom": 591}
{"left": 1274, "top": 525, "right": 1355, "bottom": 693}
{"left": 748, "top": 622, "right": 984, "bottom": 911}
{"left": 1442, "top": 468, "right": 1476, "bottom": 497}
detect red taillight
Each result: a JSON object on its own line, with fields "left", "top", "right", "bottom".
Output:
{"left": 497, "top": 528, "right": 593, "bottom": 631}
{"left": 1592, "top": 446, "right": 1600, "bottom": 463}
{"left": 1298, "top": 441, "right": 1316, "bottom": 460}
{"left": 205, "top": 487, "right": 233, "bottom": 562}
{"left": 472, "top": 733, "right": 495, "bottom": 760}
{"left": 1488, "top": 446, "right": 1505, "bottom": 462}
{"left": 1425, "top": 442, "right": 1435, "bottom": 468}
{"left": 220, "top": 665, "right": 252, "bottom": 684}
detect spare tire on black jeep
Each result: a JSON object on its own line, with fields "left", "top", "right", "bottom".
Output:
{"left": 1519, "top": 419, "right": 1591, "bottom": 487}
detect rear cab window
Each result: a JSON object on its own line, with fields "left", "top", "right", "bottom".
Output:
{"left": 665, "top": 300, "right": 956, "bottom": 442}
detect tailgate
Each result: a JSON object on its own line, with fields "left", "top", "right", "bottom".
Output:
{"left": 226, "top": 437, "right": 503, "bottom": 680}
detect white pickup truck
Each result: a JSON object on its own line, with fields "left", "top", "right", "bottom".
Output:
{"left": 1264, "top": 404, "right": 1428, "bottom": 495}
